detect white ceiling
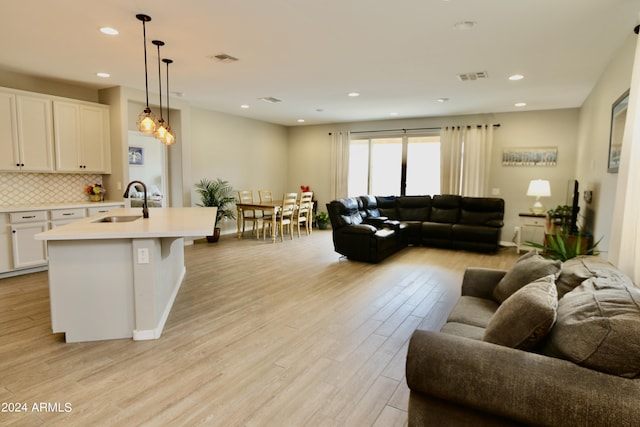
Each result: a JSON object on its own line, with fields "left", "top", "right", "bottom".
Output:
{"left": 1, "top": 0, "right": 638, "bottom": 126}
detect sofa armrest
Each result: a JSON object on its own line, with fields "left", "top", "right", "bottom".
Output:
{"left": 335, "top": 224, "right": 377, "bottom": 235}
{"left": 406, "top": 330, "right": 640, "bottom": 426}
{"left": 460, "top": 267, "right": 506, "bottom": 299}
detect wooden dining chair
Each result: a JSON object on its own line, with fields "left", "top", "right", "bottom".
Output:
{"left": 276, "top": 192, "right": 298, "bottom": 242}
{"left": 294, "top": 191, "right": 313, "bottom": 237}
{"left": 237, "top": 190, "right": 260, "bottom": 237}
{"left": 258, "top": 190, "right": 274, "bottom": 239}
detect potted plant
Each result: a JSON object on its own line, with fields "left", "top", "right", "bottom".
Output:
{"left": 526, "top": 229, "right": 602, "bottom": 261}
{"left": 85, "top": 183, "right": 106, "bottom": 202}
{"left": 194, "top": 178, "right": 236, "bottom": 242}
{"left": 315, "top": 211, "right": 330, "bottom": 229}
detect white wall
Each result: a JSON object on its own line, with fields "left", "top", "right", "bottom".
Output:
{"left": 576, "top": 32, "right": 636, "bottom": 255}
{"left": 189, "top": 107, "right": 288, "bottom": 234}
{"left": 288, "top": 109, "right": 580, "bottom": 245}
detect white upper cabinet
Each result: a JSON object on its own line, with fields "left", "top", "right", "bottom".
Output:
{"left": 54, "top": 101, "right": 111, "bottom": 173}
{"left": 0, "top": 90, "right": 54, "bottom": 172}
{"left": 0, "top": 87, "right": 111, "bottom": 174}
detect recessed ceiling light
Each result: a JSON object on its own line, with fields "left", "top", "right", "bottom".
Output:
{"left": 297, "top": 119, "right": 305, "bottom": 123}
{"left": 96, "top": 72, "right": 110, "bottom": 78}
{"left": 509, "top": 74, "right": 525, "bottom": 81}
{"left": 515, "top": 102, "right": 527, "bottom": 107}
{"left": 389, "top": 112, "right": 398, "bottom": 116}
{"left": 348, "top": 92, "right": 360, "bottom": 97}
{"left": 99, "top": 27, "right": 119, "bottom": 35}
{"left": 453, "top": 21, "right": 477, "bottom": 30}
{"left": 240, "top": 104, "right": 249, "bottom": 109}
{"left": 437, "top": 98, "right": 449, "bottom": 103}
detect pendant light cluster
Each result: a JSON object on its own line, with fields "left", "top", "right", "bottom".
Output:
{"left": 135, "top": 14, "right": 176, "bottom": 146}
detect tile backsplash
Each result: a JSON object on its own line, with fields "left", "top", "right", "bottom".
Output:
{"left": 0, "top": 172, "right": 104, "bottom": 205}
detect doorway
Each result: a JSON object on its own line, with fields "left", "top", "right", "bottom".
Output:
{"left": 127, "top": 131, "right": 168, "bottom": 208}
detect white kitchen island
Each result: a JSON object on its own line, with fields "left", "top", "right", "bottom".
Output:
{"left": 36, "top": 207, "right": 217, "bottom": 343}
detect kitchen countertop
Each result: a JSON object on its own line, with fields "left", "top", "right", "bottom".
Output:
{"left": 0, "top": 200, "right": 124, "bottom": 213}
{"left": 36, "top": 207, "right": 217, "bottom": 240}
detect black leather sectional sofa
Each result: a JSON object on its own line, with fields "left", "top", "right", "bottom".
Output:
{"left": 326, "top": 194, "right": 505, "bottom": 263}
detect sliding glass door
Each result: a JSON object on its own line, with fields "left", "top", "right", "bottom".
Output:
{"left": 348, "top": 133, "right": 440, "bottom": 196}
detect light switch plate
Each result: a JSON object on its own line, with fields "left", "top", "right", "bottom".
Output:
{"left": 137, "top": 248, "right": 149, "bottom": 264}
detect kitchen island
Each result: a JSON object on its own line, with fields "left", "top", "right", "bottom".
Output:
{"left": 36, "top": 207, "right": 217, "bottom": 343}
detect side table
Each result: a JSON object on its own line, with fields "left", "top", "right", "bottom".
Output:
{"left": 516, "top": 213, "right": 547, "bottom": 253}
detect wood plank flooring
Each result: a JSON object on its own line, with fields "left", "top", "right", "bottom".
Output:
{"left": 0, "top": 230, "right": 520, "bottom": 426}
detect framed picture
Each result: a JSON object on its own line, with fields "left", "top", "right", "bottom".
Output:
{"left": 608, "top": 89, "right": 629, "bottom": 173}
{"left": 502, "top": 147, "right": 558, "bottom": 166}
{"left": 128, "top": 146, "right": 144, "bottom": 165}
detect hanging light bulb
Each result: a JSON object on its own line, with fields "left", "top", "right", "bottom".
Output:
{"left": 135, "top": 14, "right": 157, "bottom": 134}
{"left": 162, "top": 58, "right": 176, "bottom": 145}
{"left": 152, "top": 40, "right": 168, "bottom": 141}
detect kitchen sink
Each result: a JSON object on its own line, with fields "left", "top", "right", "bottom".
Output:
{"left": 93, "top": 215, "right": 142, "bottom": 223}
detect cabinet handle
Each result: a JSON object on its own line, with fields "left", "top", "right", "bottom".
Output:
{"left": 62, "top": 213, "right": 74, "bottom": 216}
{"left": 12, "top": 229, "right": 16, "bottom": 234}
{"left": 22, "top": 215, "right": 36, "bottom": 219}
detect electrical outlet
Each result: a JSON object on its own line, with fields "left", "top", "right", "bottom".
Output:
{"left": 137, "top": 248, "right": 149, "bottom": 264}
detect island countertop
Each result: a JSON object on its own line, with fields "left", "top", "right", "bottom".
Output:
{"left": 36, "top": 207, "right": 217, "bottom": 240}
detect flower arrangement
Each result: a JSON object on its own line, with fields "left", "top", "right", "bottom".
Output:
{"left": 300, "top": 185, "right": 310, "bottom": 192}
{"left": 85, "top": 184, "right": 106, "bottom": 196}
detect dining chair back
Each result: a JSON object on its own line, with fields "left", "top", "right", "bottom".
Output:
{"left": 278, "top": 192, "right": 298, "bottom": 241}
{"left": 237, "top": 190, "right": 260, "bottom": 237}
{"left": 294, "top": 191, "right": 314, "bottom": 237}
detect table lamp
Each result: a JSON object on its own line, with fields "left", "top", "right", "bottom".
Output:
{"left": 527, "top": 179, "right": 551, "bottom": 214}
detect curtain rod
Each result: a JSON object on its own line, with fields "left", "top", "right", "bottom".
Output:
{"left": 349, "top": 124, "right": 500, "bottom": 135}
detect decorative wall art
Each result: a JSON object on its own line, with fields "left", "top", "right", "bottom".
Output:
{"left": 608, "top": 89, "right": 629, "bottom": 173}
{"left": 128, "top": 147, "right": 144, "bottom": 165}
{"left": 502, "top": 147, "right": 558, "bottom": 166}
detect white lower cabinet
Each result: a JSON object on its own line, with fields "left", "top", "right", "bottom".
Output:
{"left": 0, "top": 215, "right": 13, "bottom": 273}
{"left": 10, "top": 211, "right": 48, "bottom": 269}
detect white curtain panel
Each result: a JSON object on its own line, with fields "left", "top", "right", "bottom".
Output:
{"left": 461, "top": 125, "right": 494, "bottom": 197}
{"left": 330, "top": 131, "right": 350, "bottom": 200}
{"left": 609, "top": 22, "right": 640, "bottom": 284}
{"left": 440, "top": 126, "right": 463, "bottom": 194}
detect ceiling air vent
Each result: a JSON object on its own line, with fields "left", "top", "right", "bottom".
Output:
{"left": 209, "top": 53, "right": 239, "bottom": 63}
{"left": 457, "top": 71, "right": 488, "bottom": 81}
{"left": 258, "top": 97, "right": 282, "bottom": 103}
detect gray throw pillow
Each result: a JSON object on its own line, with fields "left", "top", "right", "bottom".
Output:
{"left": 484, "top": 275, "right": 558, "bottom": 350}
{"left": 492, "top": 250, "right": 561, "bottom": 303}
{"left": 544, "top": 274, "right": 640, "bottom": 378}
{"left": 556, "top": 255, "right": 623, "bottom": 299}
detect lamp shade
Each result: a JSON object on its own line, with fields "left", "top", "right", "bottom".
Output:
{"left": 526, "top": 179, "right": 551, "bottom": 197}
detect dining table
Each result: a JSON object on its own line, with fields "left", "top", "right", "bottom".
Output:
{"left": 236, "top": 200, "right": 281, "bottom": 243}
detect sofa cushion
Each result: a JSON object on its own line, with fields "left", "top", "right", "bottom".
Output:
{"left": 441, "top": 322, "right": 485, "bottom": 340}
{"left": 556, "top": 255, "right": 622, "bottom": 299}
{"left": 483, "top": 275, "right": 558, "bottom": 350}
{"left": 492, "top": 250, "right": 561, "bottom": 303}
{"left": 446, "top": 296, "right": 499, "bottom": 328}
{"left": 544, "top": 274, "right": 640, "bottom": 378}
{"left": 397, "top": 195, "right": 431, "bottom": 221}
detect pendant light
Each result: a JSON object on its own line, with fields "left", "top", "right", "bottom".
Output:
{"left": 162, "top": 58, "right": 176, "bottom": 145}
{"left": 152, "top": 40, "right": 168, "bottom": 141}
{"left": 135, "top": 14, "right": 157, "bottom": 134}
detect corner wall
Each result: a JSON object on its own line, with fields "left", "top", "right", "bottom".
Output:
{"left": 575, "top": 32, "right": 636, "bottom": 255}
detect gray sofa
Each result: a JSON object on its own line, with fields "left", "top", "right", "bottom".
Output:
{"left": 406, "top": 253, "right": 640, "bottom": 426}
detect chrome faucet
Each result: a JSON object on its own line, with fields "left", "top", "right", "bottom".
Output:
{"left": 123, "top": 180, "right": 149, "bottom": 218}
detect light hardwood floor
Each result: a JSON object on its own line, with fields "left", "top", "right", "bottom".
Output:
{"left": 0, "top": 230, "right": 520, "bottom": 426}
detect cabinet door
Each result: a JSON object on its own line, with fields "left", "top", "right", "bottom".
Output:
{"left": 15, "top": 95, "right": 54, "bottom": 172}
{"left": 80, "top": 105, "right": 110, "bottom": 173}
{"left": 53, "top": 101, "right": 82, "bottom": 172}
{"left": 0, "top": 215, "right": 13, "bottom": 273}
{"left": 11, "top": 222, "right": 48, "bottom": 268}
{"left": 0, "top": 92, "right": 21, "bottom": 171}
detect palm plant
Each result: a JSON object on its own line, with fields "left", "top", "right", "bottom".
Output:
{"left": 526, "top": 229, "right": 602, "bottom": 261}
{"left": 194, "top": 178, "right": 236, "bottom": 224}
